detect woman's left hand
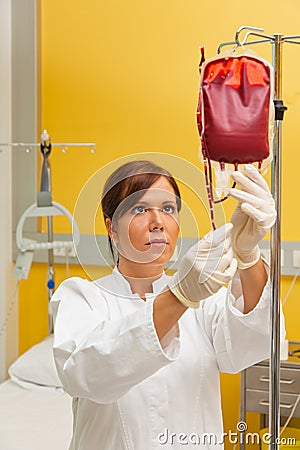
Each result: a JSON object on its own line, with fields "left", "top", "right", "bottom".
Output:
{"left": 229, "top": 164, "right": 276, "bottom": 270}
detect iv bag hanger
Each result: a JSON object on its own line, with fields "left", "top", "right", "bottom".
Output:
{"left": 218, "top": 25, "right": 300, "bottom": 53}
{"left": 217, "top": 26, "right": 300, "bottom": 450}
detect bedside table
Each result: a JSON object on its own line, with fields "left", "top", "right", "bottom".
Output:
{"left": 240, "top": 341, "right": 300, "bottom": 449}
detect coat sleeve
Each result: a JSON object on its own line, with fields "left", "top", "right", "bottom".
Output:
{"left": 198, "top": 271, "right": 286, "bottom": 374}
{"left": 50, "top": 277, "right": 180, "bottom": 404}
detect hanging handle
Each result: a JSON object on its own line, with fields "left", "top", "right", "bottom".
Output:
{"left": 259, "top": 376, "right": 295, "bottom": 385}
{"left": 259, "top": 400, "right": 294, "bottom": 409}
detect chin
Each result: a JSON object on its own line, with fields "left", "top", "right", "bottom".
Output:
{"left": 148, "top": 253, "right": 171, "bottom": 267}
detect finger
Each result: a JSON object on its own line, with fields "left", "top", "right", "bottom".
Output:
{"left": 231, "top": 167, "right": 270, "bottom": 198}
{"left": 217, "top": 247, "right": 234, "bottom": 272}
{"left": 244, "top": 164, "right": 271, "bottom": 192}
{"left": 198, "top": 238, "right": 233, "bottom": 283}
{"left": 241, "top": 202, "right": 267, "bottom": 222}
{"left": 229, "top": 188, "right": 265, "bottom": 209}
{"left": 216, "top": 257, "right": 238, "bottom": 283}
{"left": 224, "top": 257, "right": 238, "bottom": 280}
{"left": 209, "top": 235, "right": 231, "bottom": 259}
{"left": 201, "top": 223, "right": 233, "bottom": 250}
{"left": 205, "top": 258, "right": 238, "bottom": 291}
{"left": 241, "top": 203, "right": 276, "bottom": 228}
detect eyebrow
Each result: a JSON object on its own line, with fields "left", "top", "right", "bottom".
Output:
{"left": 133, "top": 200, "right": 177, "bottom": 206}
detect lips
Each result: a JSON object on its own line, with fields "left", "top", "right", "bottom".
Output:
{"left": 146, "top": 238, "right": 168, "bottom": 247}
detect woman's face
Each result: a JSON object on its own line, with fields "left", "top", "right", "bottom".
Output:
{"left": 108, "top": 176, "right": 180, "bottom": 268}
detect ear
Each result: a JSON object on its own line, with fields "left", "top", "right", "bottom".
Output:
{"left": 105, "top": 218, "right": 118, "bottom": 242}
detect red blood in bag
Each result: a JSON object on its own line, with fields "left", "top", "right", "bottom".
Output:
{"left": 197, "top": 56, "right": 272, "bottom": 165}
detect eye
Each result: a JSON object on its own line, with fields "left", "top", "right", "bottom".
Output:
{"left": 162, "top": 204, "right": 176, "bottom": 214}
{"left": 132, "top": 205, "right": 147, "bottom": 214}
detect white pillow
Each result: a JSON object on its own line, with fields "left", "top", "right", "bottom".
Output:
{"left": 8, "top": 335, "right": 64, "bottom": 393}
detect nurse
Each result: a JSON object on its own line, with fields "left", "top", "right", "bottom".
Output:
{"left": 51, "top": 160, "right": 281, "bottom": 450}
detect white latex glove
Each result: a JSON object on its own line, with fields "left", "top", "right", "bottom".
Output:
{"left": 230, "top": 164, "right": 276, "bottom": 270}
{"left": 168, "top": 224, "right": 237, "bottom": 308}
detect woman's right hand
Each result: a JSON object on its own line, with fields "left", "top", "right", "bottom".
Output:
{"left": 168, "top": 223, "right": 237, "bottom": 308}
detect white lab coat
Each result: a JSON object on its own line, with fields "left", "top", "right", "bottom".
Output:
{"left": 51, "top": 267, "right": 280, "bottom": 450}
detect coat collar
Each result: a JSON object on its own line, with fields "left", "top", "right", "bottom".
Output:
{"left": 112, "top": 266, "right": 170, "bottom": 297}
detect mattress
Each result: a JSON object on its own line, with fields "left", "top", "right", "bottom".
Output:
{"left": 0, "top": 334, "right": 73, "bottom": 450}
{"left": 0, "top": 379, "right": 72, "bottom": 450}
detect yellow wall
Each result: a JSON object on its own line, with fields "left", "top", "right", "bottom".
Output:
{"left": 17, "top": 0, "right": 300, "bottom": 446}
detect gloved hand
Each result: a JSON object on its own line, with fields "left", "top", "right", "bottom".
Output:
{"left": 168, "top": 223, "right": 237, "bottom": 308}
{"left": 230, "top": 164, "right": 276, "bottom": 270}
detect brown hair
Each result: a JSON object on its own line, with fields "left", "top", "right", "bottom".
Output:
{"left": 101, "top": 160, "right": 181, "bottom": 261}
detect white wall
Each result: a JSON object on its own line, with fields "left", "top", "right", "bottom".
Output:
{"left": 0, "top": 0, "right": 18, "bottom": 381}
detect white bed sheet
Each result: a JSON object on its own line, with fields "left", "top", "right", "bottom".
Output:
{"left": 0, "top": 379, "right": 72, "bottom": 450}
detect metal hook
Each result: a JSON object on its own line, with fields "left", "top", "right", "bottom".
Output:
{"left": 283, "top": 34, "right": 300, "bottom": 45}
{"left": 241, "top": 31, "right": 274, "bottom": 47}
{"left": 218, "top": 28, "right": 274, "bottom": 53}
{"left": 40, "top": 129, "right": 52, "bottom": 158}
{"left": 240, "top": 31, "right": 268, "bottom": 46}
{"left": 235, "top": 25, "right": 265, "bottom": 48}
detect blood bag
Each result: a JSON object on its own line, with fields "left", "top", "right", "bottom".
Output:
{"left": 196, "top": 48, "right": 274, "bottom": 215}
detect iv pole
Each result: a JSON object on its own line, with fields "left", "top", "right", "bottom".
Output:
{"left": 218, "top": 26, "right": 300, "bottom": 449}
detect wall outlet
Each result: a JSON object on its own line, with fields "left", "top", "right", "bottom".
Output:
{"left": 53, "top": 246, "right": 77, "bottom": 258}
{"left": 293, "top": 250, "right": 300, "bottom": 268}
{"left": 68, "top": 247, "right": 77, "bottom": 258}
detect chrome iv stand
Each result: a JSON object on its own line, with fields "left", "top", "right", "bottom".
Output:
{"left": 218, "top": 26, "right": 300, "bottom": 450}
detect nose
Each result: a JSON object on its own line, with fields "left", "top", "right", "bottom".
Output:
{"left": 149, "top": 208, "right": 164, "bottom": 231}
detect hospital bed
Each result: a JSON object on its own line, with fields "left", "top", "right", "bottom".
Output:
{"left": 0, "top": 335, "right": 72, "bottom": 450}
